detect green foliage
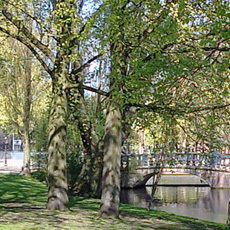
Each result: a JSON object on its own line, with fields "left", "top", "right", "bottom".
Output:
{"left": 1, "top": 0, "right": 230, "bottom": 215}
{"left": 66, "top": 123, "right": 83, "bottom": 190}
{"left": 67, "top": 148, "right": 83, "bottom": 190}
{"left": 32, "top": 109, "right": 50, "bottom": 152}
{"left": 31, "top": 170, "right": 47, "bottom": 183}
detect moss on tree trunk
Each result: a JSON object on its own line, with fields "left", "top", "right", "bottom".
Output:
{"left": 46, "top": 79, "right": 68, "bottom": 211}
{"left": 21, "top": 132, "right": 31, "bottom": 176}
{"left": 100, "top": 103, "right": 122, "bottom": 217}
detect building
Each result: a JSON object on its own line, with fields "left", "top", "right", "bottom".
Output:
{"left": 0, "top": 129, "right": 23, "bottom": 151}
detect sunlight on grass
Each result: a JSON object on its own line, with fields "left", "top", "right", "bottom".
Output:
{"left": 0, "top": 174, "right": 47, "bottom": 205}
{"left": 0, "top": 174, "right": 227, "bottom": 230}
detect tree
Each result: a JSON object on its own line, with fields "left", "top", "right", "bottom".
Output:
{"left": 98, "top": 0, "right": 185, "bottom": 217}
{"left": 0, "top": 0, "right": 229, "bottom": 217}
{"left": 68, "top": 88, "right": 106, "bottom": 197}
{"left": 98, "top": 0, "right": 230, "bottom": 217}
{"left": 0, "top": 36, "right": 51, "bottom": 175}
{"left": 0, "top": 0, "right": 106, "bottom": 210}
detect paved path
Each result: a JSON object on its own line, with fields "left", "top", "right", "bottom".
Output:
{"left": 0, "top": 151, "right": 23, "bottom": 172}
{"left": 0, "top": 170, "right": 20, "bottom": 174}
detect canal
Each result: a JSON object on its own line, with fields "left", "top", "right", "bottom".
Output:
{"left": 121, "top": 174, "right": 230, "bottom": 224}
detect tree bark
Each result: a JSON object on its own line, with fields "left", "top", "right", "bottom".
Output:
{"left": 227, "top": 201, "right": 230, "bottom": 227}
{"left": 46, "top": 76, "right": 68, "bottom": 211}
{"left": 46, "top": 0, "right": 77, "bottom": 210}
{"left": 21, "top": 132, "right": 31, "bottom": 176}
{"left": 100, "top": 103, "right": 122, "bottom": 217}
{"left": 0, "top": 0, "right": 101, "bottom": 210}
{"left": 69, "top": 89, "right": 103, "bottom": 198}
{"left": 21, "top": 48, "right": 32, "bottom": 176}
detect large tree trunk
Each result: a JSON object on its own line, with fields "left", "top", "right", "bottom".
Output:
{"left": 46, "top": 0, "right": 78, "bottom": 210}
{"left": 100, "top": 103, "right": 122, "bottom": 217}
{"left": 69, "top": 89, "right": 103, "bottom": 198}
{"left": 73, "top": 141, "right": 104, "bottom": 198}
{"left": 46, "top": 76, "right": 68, "bottom": 211}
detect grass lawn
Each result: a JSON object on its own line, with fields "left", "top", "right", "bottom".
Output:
{"left": 0, "top": 173, "right": 227, "bottom": 230}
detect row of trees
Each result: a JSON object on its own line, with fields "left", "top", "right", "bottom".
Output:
{"left": 0, "top": 0, "right": 229, "bottom": 219}
{"left": 0, "top": 37, "right": 51, "bottom": 174}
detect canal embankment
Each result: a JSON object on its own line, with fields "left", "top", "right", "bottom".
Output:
{"left": 121, "top": 174, "right": 230, "bottom": 224}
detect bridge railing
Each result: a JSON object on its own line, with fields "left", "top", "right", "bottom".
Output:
{"left": 121, "top": 151, "right": 230, "bottom": 171}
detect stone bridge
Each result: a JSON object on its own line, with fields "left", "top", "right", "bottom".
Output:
{"left": 121, "top": 151, "right": 230, "bottom": 188}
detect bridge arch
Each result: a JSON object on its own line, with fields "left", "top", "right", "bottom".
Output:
{"left": 121, "top": 152, "right": 230, "bottom": 189}
{"left": 132, "top": 167, "right": 230, "bottom": 188}
{"left": 132, "top": 171, "right": 210, "bottom": 188}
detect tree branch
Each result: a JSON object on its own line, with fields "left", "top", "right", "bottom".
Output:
{"left": 81, "top": 84, "right": 109, "bottom": 97}
{"left": 2, "top": 0, "right": 56, "bottom": 41}
{"left": 142, "top": 42, "right": 176, "bottom": 62}
{"left": 78, "top": 1, "right": 104, "bottom": 36}
{"left": 0, "top": 26, "right": 53, "bottom": 76}
{"left": 127, "top": 102, "right": 230, "bottom": 115}
{"left": 66, "top": 82, "right": 109, "bottom": 97}
{"left": 71, "top": 53, "right": 103, "bottom": 75}
{"left": 2, "top": 10, "right": 55, "bottom": 60}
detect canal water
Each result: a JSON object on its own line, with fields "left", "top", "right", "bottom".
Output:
{"left": 121, "top": 175, "right": 230, "bottom": 224}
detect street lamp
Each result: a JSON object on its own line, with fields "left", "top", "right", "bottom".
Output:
{"left": 4, "top": 137, "right": 8, "bottom": 166}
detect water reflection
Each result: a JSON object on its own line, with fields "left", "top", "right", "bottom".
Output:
{"left": 121, "top": 187, "right": 151, "bottom": 207}
{"left": 121, "top": 186, "right": 230, "bottom": 224}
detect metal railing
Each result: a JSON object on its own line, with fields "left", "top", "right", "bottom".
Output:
{"left": 122, "top": 151, "right": 230, "bottom": 171}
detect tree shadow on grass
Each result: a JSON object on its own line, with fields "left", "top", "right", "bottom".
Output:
{"left": 0, "top": 206, "right": 74, "bottom": 229}
{"left": 119, "top": 204, "right": 227, "bottom": 230}
{"left": 0, "top": 175, "right": 65, "bottom": 229}
{"left": 68, "top": 196, "right": 99, "bottom": 211}
{"left": 0, "top": 175, "right": 97, "bottom": 229}
{"left": 69, "top": 196, "right": 226, "bottom": 230}
{"left": 0, "top": 174, "right": 226, "bottom": 230}
{"left": 0, "top": 174, "right": 47, "bottom": 205}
